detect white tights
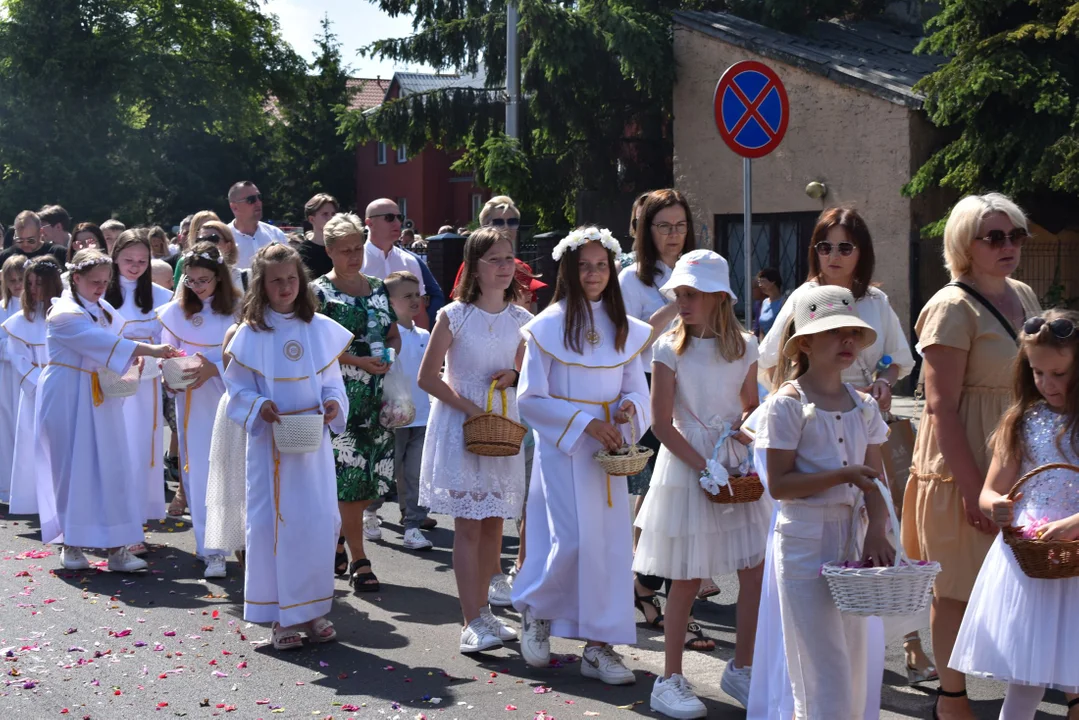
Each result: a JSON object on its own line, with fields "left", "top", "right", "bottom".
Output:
{"left": 998, "top": 683, "right": 1045, "bottom": 720}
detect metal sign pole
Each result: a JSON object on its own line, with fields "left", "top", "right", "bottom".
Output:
{"left": 743, "top": 157, "right": 752, "bottom": 328}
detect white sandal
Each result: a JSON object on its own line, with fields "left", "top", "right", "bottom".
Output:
{"left": 271, "top": 622, "right": 303, "bottom": 651}
{"left": 304, "top": 617, "right": 337, "bottom": 644}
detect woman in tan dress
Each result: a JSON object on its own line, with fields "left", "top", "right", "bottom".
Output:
{"left": 902, "top": 193, "right": 1041, "bottom": 720}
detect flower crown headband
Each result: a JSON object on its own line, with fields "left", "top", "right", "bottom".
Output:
{"left": 66, "top": 256, "right": 113, "bottom": 273}
{"left": 183, "top": 251, "right": 224, "bottom": 265}
{"left": 551, "top": 226, "right": 620, "bottom": 261}
{"left": 31, "top": 260, "right": 60, "bottom": 271}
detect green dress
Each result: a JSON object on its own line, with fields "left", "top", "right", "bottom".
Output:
{"left": 313, "top": 275, "right": 397, "bottom": 503}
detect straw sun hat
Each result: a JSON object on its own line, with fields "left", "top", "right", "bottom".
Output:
{"left": 782, "top": 285, "right": 877, "bottom": 359}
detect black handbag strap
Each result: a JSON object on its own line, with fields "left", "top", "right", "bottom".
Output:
{"left": 947, "top": 281, "right": 1019, "bottom": 345}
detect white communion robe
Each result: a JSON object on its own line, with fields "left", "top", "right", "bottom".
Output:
{"left": 224, "top": 310, "right": 351, "bottom": 627}
{"left": 115, "top": 278, "right": 174, "bottom": 521}
{"left": 37, "top": 291, "right": 142, "bottom": 548}
{"left": 0, "top": 297, "right": 22, "bottom": 504}
{"left": 3, "top": 308, "right": 49, "bottom": 514}
{"left": 511, "top": 300, "right": 652, "bottom": 645}
{"left": 158, "top": 298, "right": 235, "bottom": 557}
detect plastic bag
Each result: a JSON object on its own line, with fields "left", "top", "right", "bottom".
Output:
{"left": 379, "top": 355, "right": 416, "bottom": 429}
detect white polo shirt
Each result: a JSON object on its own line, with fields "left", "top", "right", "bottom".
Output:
{"left": 229, "top": 220, "right": 288, "bottom": 269}
{"left": 396, "top": 323, "right": 431, "bottom": 428}
{"left": 362, "top": 241, "right": 426, "bottom": 296}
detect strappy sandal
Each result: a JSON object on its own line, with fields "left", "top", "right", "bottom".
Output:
{"left": 167, "top": 482, "right": 187, "bottom": 516}
{"left": 932, "top": 688, "right": 967, "bottom": 720}
{"left": 349, "top": 559, "right": 380, "bottom": 593}
{"left": 334, "top": 537, "right": 349, "bottom": 577}
{"left": 271, "top": 622, "right": 303, "bottom": 651}
{"left": 633, "top": 588, "right": 664, "bottom": 628}
{"left": 683, "top": 621, "right": 715, "bottom": 652}
{"left": 303, "top": 617, "right": 337, "bottom": 643}
{"left": 697, "top": 579, "right": 720, "bottom": 600}
{"left": 128, "top": 542, "right": 149, "bottom": 557}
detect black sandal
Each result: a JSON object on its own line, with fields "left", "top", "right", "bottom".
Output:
{"left": 349, "top": 559, "right": 380, "bottom": 593}
{"left": 334, "top": 536, "right": 349, "bottom": 577}
{"left": 633, "top": 588, "right": 664, "bottom": 628}
{"left": 933, "top": 688, "right": 967, "bottom": 720}
{"left": 683, "top": 621, "right": 715, "bottom": 652}
{"left": 1068, "top": 698, "right": 1079, "bottom": 718}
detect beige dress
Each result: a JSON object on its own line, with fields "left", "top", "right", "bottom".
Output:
{"left": 900, "top": 279, "right": 1040, "bottom": 601}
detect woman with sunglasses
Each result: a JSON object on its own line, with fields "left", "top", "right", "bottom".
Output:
{"left": 902, "top": 193, "right": 1041, "bottom": 720}
{"left": 62, "top": 223, "right": 108, "bottom": 289}
{"left": 172, "top": 211, "right": 222, "bottom": 291}
{"left": 450, "top": 196, "right": 523, "bottom": 298}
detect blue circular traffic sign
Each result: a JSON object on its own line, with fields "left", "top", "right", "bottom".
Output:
{"left": 714, "top": 61, "right": 789, "bottom": 159}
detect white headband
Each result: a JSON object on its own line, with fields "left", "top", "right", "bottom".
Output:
{"left": 551, "top": 227, "right": 621, "bottom": 261}
{"left": 183, "top": 251, "right": 224, "bottom": 265}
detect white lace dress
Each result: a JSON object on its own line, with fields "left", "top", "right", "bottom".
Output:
{"left": 418, "top": 301, "right": 531, "bottom": 520}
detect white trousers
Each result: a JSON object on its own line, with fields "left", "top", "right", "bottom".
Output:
{"left": 774, "top": 504, "right": 868, "bottom": 720}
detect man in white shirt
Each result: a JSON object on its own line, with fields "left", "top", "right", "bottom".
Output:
{"left": 363, "top": 198, "right": 429, "bottom": 329}
{"left": 227, "top": 181, "right": 288, "bottom": 269}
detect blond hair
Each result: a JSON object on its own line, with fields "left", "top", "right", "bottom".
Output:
{"left": 2, "top": 255, "right": 28, "bottom": 308}
{"left": 668, "top": 291, "right": 746, "bottom": 363}
{"left": 943, "top": 193, "right": 1028, "bottom": 279}
{"left": 479, "top": 195, "right": 519, "bottom": 226}
{"left": 323, "top": 213, "right": 366, "bottom": 250}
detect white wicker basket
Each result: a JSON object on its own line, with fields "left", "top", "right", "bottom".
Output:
{"left": 98, "top": 364, "right": 141, "bottom": 399}
{"left": 272, "top": 413, "right": 324, "bottom": 454}
{"left": 161, "top": 356, "right": 203, "bottom": 390}
{"left": 820, "top": 478, "right": 941, "bottom": 616}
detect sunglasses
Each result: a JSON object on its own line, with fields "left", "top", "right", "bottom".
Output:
{"left": 13, "top": 236, "right": 38, "bottom": 244}
{"left": 236, "top": 193, "right": 262, "bottom": 205}
{"left": 814, "top": 241, "right": 856, "bottom": 257}
{"left": 976, "top": 228, "right": 1029, "bottom": 250}
{"left": 199, "top": 233, "right": 223, "bottom": 244}
{"left": 371, "top": 213, "right": 404, "bottom": 223}
{"left": 488, "top": 217, "right": 521, "bottom": 228}
{"left": 1023, "top": 316, "right": 1076, "bottom": 340}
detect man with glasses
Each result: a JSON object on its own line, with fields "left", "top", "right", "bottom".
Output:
{"left": 0, "top": 210, "right": 68, "bottom": 266}
{"left": 227, "top": 180, "right": 287, "bottom": 269}
{"left": 363, "top": 199, "right": 429, "bottom": 329}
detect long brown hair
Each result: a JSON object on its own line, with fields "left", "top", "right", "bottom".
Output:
{"left": 21, "top": 257, "right": 63, "bottom": 321}
{"left": 993, "top": 309, "right": 1079, "bottom": 464}
{"left": 454, "top": 227, "right": 520, "bottom": 304}
{"left": 669, "top": 290, "right": 746, "bottom": 362}
{"left": 104, "top": 229, "right": 155, "bottom": 313}
{"left": 633, "top": 189, "right": 696, "bottom": 287}
{"left": 549, "top": 237, "right": 629, "bottom": 353}
{"left": 179, "top": 242, "right": 238, "bottom": 318}
{"left": 241, "top": 244, "right": 316, "bottom": 331}
{"left": 806, "top": 207, "right": 875, "bottom": 300}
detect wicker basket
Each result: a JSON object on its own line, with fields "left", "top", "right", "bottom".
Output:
{"left": 273, "top": 413, "right": 324, "bottom": 454}
{"left": 1002, "top": 462, "right": 1079, "bottom": 580}
{"left": 463, "top": 381, "right": 527, "bottom": 457}
{"left": 98, "top": 364, "right": 142, "bottom": 399}
{"left": 821, "top": 478, "right": 941, "bottom": 616}
{"left": 594, "top": 415, "right": 654, "bottom": 476}
{"left": 705, "top": 473, "right": 766, "bottom": 504}
{"left": 161, "top": 356, "right": 203, "bottom": 390}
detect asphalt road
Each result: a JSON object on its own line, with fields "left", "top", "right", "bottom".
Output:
{"left": 0, "top": 486, "right": 1070, "bottom": 719}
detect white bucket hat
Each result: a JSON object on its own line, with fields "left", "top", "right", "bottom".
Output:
{"left": 782, "top": 285, "right": 877, "bottom": 359}
{"left": 659, "top": 249, "right": 737, "bottom": 302}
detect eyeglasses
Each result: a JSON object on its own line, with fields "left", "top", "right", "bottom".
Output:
{"left": 814, "top": 241, "right": 856, "bottom": 257}
{"left": 198, "top": 233, "right": 222, "bottom": 244}
{"left": 975, "top": 228, "right": 1029, "bottom": 250}
{"left": 236, "top": 193, "right": 262, "bottom": 205}
{"left": 370, "top": 213, "right": 404, "bottom": 223}
{"left": 1023, "top": 316, "right": 1075, "bottom": 340}
{"left": 488, "top": 217, "right": 521, "bottom": 228}
{"left": 183, "top": 276, "right": 216, "bottom": 290}
{"left": 652, "top": 221, "right": 689, "bottom": 236}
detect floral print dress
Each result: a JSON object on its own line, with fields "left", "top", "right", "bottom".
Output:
{"left": 313, "top": 275, "right": 397, "bottom": 503}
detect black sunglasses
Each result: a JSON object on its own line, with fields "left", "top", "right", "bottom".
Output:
{"left": 976, "top": 228, "right": 1029, "bottom": 250}
{"left": 199, "top": 233, "right": 222, "bottom": 244}
{"left": 488, "top": 217, "right": 521, "bottom": 228}
{"left": 1023, "top": 316, "right": 1076, "bottom": 340}
{"left": 236, "top": 193, "right": 262, "bottom": 205}
{"left": 369, "top": 213, "right": 404, "bottom": 223}
{"left": 814, "top": 241, "right": 856, "bottom": 257}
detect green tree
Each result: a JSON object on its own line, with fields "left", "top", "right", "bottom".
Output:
{"left": 904, "top": 0, "right": 1079, "bottom": 231}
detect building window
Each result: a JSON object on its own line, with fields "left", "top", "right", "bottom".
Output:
{"left": 377, "top": 142, "right": 387, "bottom": 165}
{"left": 471, "top": 194, "right": 484, "bottom": 221}
{"left": 397, "top": 197, "right": 408, "bottom": 223}
{"left": 396, "top": 145, "right": 407, "bottom": 163}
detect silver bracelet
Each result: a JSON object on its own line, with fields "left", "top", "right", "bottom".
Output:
{"left": 875, "top": 378, "right": 892, "bottom": 388}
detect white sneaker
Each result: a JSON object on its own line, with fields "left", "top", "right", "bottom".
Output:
{"left": 488, "top": 573, "right": 513, "bottom": 607}
{"left": 203, "top": 555, "right": 227, "bottom": 579}
{"left": 459, "top": 617, "right": 503, "bottom": 653}
{"left": 519, "top": 606, "right": 551, "bottom": 668}
{"left": 402, "top": 528, "right": 433, "bottom": 551}
{"left": 720, "top": 662, "right": 752, "bottom": 708}
{"left": 362, "top": 512, "right": 382, "bottom": 541}
{"left": 581, "top": 644, "right": 635, "bottom": 685}
{"left": 60, "top": 546, "right": 90, "bottom": 571}
{"left": 480, "top": 606, "right": 518, "bottom": 642}
{"left": 107, "top": 546, "right": 148, "bottom": 573}
{"left": 651, "top": 674, "right": 707, "bottom": 719}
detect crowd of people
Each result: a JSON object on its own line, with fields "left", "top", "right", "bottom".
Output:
{"left": 0, "top": 184, "right": 1076, "bottom": 720}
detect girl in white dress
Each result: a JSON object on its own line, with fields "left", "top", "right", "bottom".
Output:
{"left": 0, "top": 255, "right": 26, "bottom": 504}
{"left": 754, "top": 285, "right": 894, "bottom": 720}
{"left": 37, "top": 249, "right": 180, "bottom": 572}
{"left": 950, "top": 309, "right": 1079, "bottom": 720}
{"left": 204, "top": 322, "right": 248, "bottom": 564}
{"left": 418, "top": 227, "right": 531, "bottom": 654}
{"left": 633, "top": 250, "right": 771, "bottom": 718}
{"left": 106, "top": 229, "right": 173, "bottom": 547}
{"left": 512, "top": 227, "right": 652, "bottom": 686}
{"left": 158, "top": 242, "right": 239, "bottom": 579}
{"left": 3, "top": 258, "right": 63, "bottom": 514}
{"left": 223, "top": 244, "right": 350, "bottom": 651}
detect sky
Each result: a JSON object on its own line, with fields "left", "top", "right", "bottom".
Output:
{"left": 263, "top": 0, "right": 437, "bottom": 79}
